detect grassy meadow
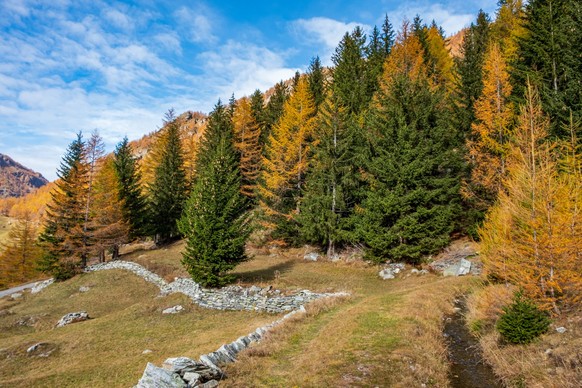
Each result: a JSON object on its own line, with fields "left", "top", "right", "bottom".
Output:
{"left": 0, "top": 242, "right": 479, "bottom": 387}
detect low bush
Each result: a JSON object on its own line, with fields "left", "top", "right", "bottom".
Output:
{"left": 497, "top": 292, "right": 550, "bottom": 344}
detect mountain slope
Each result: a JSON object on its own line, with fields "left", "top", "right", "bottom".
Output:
{"left": 0, "top": 154, "right": 49, "bottom": 198}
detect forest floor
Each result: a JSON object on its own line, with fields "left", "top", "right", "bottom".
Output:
{"left": 0, "top": 240, "right": 578, "bottom": 386}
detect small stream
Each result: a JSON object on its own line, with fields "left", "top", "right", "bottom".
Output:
{"left": 444, "top": 298, "right": 504, "bottom": 388}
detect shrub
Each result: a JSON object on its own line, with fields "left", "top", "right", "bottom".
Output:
{"left": 497, "top": 292, "right": 550, "bottom": 344}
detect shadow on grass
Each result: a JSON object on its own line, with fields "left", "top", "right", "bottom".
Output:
{"left": 235, "top": 259, "right": 295, "bottom": 283}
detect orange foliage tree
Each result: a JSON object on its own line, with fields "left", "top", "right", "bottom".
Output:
{"left": 233, "top": 97, "right": 262, "bottom": 199}
{"left": 0, "top": 215, "right": 42, "bottom": 288}
{"left": 463, "top": 43, "right": 514, "bottom": 210}
{"left": 259, "top": 77, "right": 316, "bottom": 240}
{"left": 480, "top": 83, "right": 582, "bottom": 314}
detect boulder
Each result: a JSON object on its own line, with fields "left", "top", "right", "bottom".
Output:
{"left": 10, "top": 292, "right": 22, "bottom": 299}
{"left": 443, "top": 259, "right": 472, "bottom": 277}
{"left": 79, "top": 286, "right": 90, "bottom": 292}
{"left": 556, "top": 327, "right": 567, "bottom": 334}
{"left": 136, "top": 363, "right": 186, "bottom": 388}
{"left": 304, "top": 252, "right": 319, "bottom": 261}
{"left": 162, "top": 305, "right": 184, "bottom": 314}
{"left": 56, "top": 311, "right": 89, "bottom": 327}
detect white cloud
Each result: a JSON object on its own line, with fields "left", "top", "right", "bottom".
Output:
{"left": 174, "top": 6, "right": 217, "bottom": 44}
{"left": 293, "top": 17, "right": 370, "bottom": 65}
{"left": 196, "top": 40, "right": 297, "bottom": 102}
{"left": 387, "top": 3, "right": 475, "bottom": 35}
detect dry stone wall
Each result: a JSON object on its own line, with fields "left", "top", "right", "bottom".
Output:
{"left": 85, "top": 260, "right": 345, "bottom": 313}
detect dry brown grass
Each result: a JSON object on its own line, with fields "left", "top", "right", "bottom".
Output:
{"left": 0, "top": 269, "right": 278, "bottom": 387}
{"left": 467, "top": 284, "right": 582, "bottom": 387}
{"left": 223, "top": 252, "right": 479, "bottom": 387}
{"left": 1, "top": 240, "right": 487, "bottom": 387}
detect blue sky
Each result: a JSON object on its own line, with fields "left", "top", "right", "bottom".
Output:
{"left": 0, "top": 0, "right": 496, "bottom": 181}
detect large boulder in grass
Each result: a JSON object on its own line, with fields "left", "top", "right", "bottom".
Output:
{"left": 55, "top": 311, "right": 89, "bottom": 327}
{"left": 136, "top": 363, "right": 186, "bottom": 388}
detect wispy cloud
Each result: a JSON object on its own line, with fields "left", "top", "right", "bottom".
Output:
{"left": 293, "top": 17, "right": 369, "bottom": 65}
{"left": 197, "top": 40, "right": 297, "bottom": 100}
{"left": 174, "top": 5, "right": 218, "bottom": 44}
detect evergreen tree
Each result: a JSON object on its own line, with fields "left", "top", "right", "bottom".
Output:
{"left": 147, "top": 110, "right": 188, "bottom": 244}
{"left": 332, "top": 27, "right": 369, "bottom": 115}
{"left": 299, "top": 92, "right": 357, "bottom": 256}
{"left": 113, "top": 136, "right": 148, "bottom": 238}
{"left": 38, "top": 132, "right": 89, "bottom": 279}
{"left": 366, "top": 16, "right": 395, "bottom": 98}
{"left": 307, "top": 56, "right": 326, "bottom": 112}
{"left": 179, "top": 101, "right": 250, "bottom": 287}
{"left": 454, "top": 10, "right": 491, "bottom": 135}
{"left": 262, "top": 81, "right": 289, "bottom": 147}
{"left": 360, "top": 30, "right": 462, "bottom": 264}
{"left": 512, "top": 0, "right": 581, "bottom": 138}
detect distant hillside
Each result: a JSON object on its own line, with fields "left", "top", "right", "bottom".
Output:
{"left": 0, "top": 153, "right": 49, "bottom": 198}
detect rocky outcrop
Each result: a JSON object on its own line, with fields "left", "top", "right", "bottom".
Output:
{"left": 378, "top": 263, "right": 406, "bottom": 280}
{"left": 0, "top": 153, "right": 49, "bottom": 198}
{"left": 56, "top": 311, "right": 89, "bottom": 327}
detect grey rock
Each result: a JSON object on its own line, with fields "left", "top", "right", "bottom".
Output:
{"left": 457, "top": 259, "right": 472, "bottom": 276}
{"left": 163, "top": 357, "right": 199, "bottom": 373}
{"left": 10, "top": 292, "right": 22, "bottom": 299}
{"left": 56, "top": 311, "right": 89, "bottom": 327}
{"left": 26, "top": 342, "right": 44, "bottom": 353}
{"left": 198, "top": 380, "right": 219, "bottom": 388}
{"left": 199, "top": 354, "right": 220, "bottom": 370}
{"left": 379, "top": 269, "right": 395, "bottom": 280}
{"left": 304, "top": 252, "right": 319, "bottom": 261}
{"left": 556, "top": 326, "right": 567, "bottom": 334}
{"left": 136, "top": 362, "right": 186, "bottom": 388}
{"left": 79, "top": 286, "right": 90, "bottom": 292}
{"left": 162, "top": 305, "right": 184, "bottom": 314}
{"left": 142, "top": 349, "right": 153, "bottom": 354}
{"left": 183, "top": 372, "right": 200, "bottom": 384}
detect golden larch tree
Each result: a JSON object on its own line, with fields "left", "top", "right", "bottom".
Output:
{"left": 233, "top": 97, "right": 262, "bottom": 198}
{"left": 425, "top": 25, "right": 454, "bottom": 88}
{"left": 463, "top": 43, "right": 514, "bottom": 210}
{"left": 0, "top": 215, "right": 41, "bottom": 288}
{"left": 479, "top": 83, "right": 582, "bottom": 314}
{"left": 382, "top": 22, "right": 427, "bottom": 86}
{"left": 259, "top": 77, "right": 316, "bottom": 237}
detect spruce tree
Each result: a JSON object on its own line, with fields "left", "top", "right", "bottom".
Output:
{"left": 360, "top": 31, "right": 462, "bottom": 264}
{"left": 179, "top": 101, "right": 250, "bottom": 287}
{"left": 299, "top": 92, "right": 358, "bottom": 256}
{"left": 307, "top": 56, "right": 326, "bottom": 113}
{"left": 114, "top": 136, "right": 148, "bottom": 238}
{"left": 332, "top": 27, "right": 369, "bottom": 115}
{"left": 454, "top": 10, "right": 491, "bottom": 135}
{"left": 512, "top": 0, "right": 581, "bottom": 138}
{"left": 147, "top": 110, "right": 188, "bottom": 244}
{"left": 262, "top": 81, "right": 289, "bottom": 147}
{"left": 38, "top": 132, "right": 89, "bottom": 279}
